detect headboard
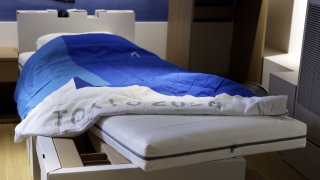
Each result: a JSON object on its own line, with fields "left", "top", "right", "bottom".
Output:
{"left": 17, "top": 10, "right": 135, "bottom": 53}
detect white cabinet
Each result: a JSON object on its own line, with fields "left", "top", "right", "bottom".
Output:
{"left": 268, "top": 71, "right": 298, "bottom": 117}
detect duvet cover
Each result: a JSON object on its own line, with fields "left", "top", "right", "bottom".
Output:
{"left": 14, "top": 34, "right": 288, "bottom": 142}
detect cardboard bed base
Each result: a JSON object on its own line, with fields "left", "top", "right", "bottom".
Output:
{"left": 26, "top": 132, "right": 246, "bottom": 180}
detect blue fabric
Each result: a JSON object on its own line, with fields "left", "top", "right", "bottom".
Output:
{"left": 15, "top": 33, "right": 254, "bottom": 119}
{"left": 0, "top": 0, "right": 168, "bottom": 22}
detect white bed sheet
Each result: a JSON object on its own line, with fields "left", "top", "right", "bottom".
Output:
{"left": 90, "top": 115, "right": 306, "bottom": 171}
{"left": 18, "top": 51, "right": 35, "bottom": 71}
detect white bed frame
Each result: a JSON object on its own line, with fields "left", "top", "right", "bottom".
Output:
{"left": 17, "top": 9, "right": 135, "bottom": 53}
{"left": 27, "top": 134, "right": 245, "bottom": 180}
{"left": 17, "top": 10, "right": 246, "bottom": 180}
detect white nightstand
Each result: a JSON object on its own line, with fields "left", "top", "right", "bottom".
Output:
{"left": 263, "top": 47, "right": 300, "bottom": 117}
{"left": 268, "top": 71, "right": 298, "bottom": 117}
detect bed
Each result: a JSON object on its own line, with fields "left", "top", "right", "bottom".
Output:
{"left": 16, "top": 10, "right": 306, "bottom": 180}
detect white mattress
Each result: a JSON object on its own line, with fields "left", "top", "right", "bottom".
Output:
{"left": 18, "top": 51, "right": 35, "bottom": 71}
{"left": 90, "top": 115, "right": 306, "bottom": 171}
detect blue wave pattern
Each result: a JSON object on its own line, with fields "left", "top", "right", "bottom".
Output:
{"left": 15, "top": 34, "right": 254, "bottom": 119}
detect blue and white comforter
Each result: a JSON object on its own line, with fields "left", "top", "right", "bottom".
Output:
{"left": 14, "top": 34, "right": 288, "bottom": 142}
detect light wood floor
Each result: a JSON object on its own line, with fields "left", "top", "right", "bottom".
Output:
{"left": 0, "top": 123, "right": 306, "bottom": 180}
{"left": 0, "top": 123, "right": 32, "bottom": 180}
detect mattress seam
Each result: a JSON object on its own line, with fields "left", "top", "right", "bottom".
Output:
{"left": 94, "top": 124, "right": 306, "bottom": 161}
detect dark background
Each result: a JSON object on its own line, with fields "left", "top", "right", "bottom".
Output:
{"left": 0, "top": 0, "right": 236, "bottom": 22}
{"left": 0, "top": 0, "right": 168, "bottom": 21}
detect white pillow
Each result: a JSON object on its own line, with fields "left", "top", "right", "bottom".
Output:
{"left": 18, "top": 51, "right": 35, "bottom": 71}
{"left": 36, "top": 31, "right": 112, "bottom": 50}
